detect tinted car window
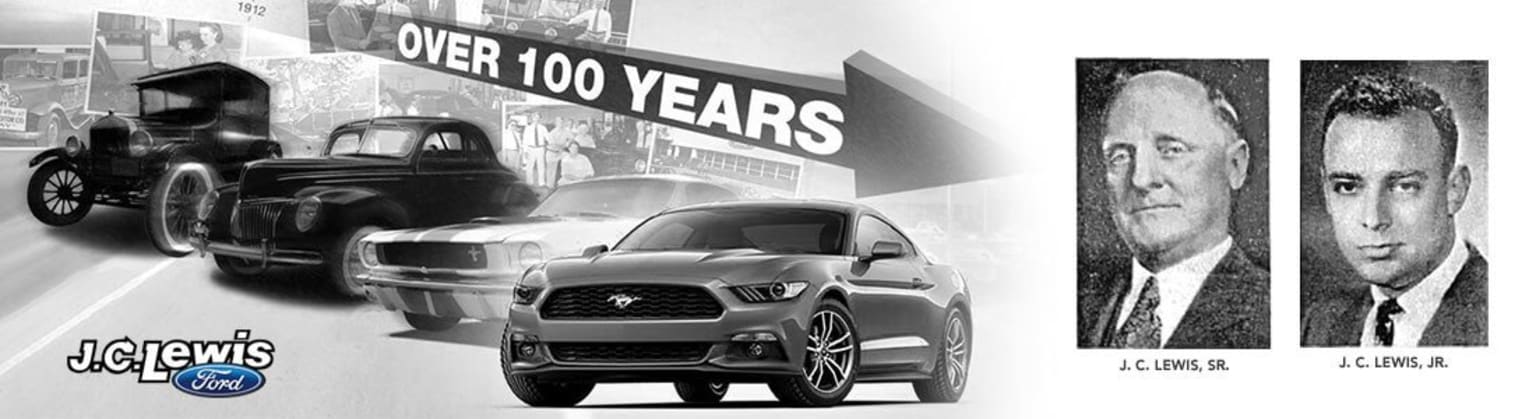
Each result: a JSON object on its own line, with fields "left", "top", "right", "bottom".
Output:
{"left": 329, "top": 127, "right": 414, "bottom": 157}
{"left": 423, "top": 131, "right": 464, "bottom": 151}
{"left": 328, "top": 132, "right": 363, "bottom": 154}
{"left": 617, "top": 208, "right": 846, "bottom": 255}
{"left": 855, "top": 215, "right": 914, "bottom": 258}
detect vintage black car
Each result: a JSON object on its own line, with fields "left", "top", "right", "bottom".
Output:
{"left": 191, "top": 117, "right": 538, "bottom": 297}
{"left": 25, "top": 62, "right": 286, "bottom": 257}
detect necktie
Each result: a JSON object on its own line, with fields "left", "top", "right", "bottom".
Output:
{"left": 1112, "top": 276, "right": 1161, "bottom": 349}
{"left": 1373, "top": 298, "right": 1404, "bottom": 346}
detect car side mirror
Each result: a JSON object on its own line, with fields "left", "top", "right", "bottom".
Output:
{"left": 581, "top": 244, "right": 609, "bottom": 257}
{"left": 864, "top": 241, "right": 905, "bottom": 262}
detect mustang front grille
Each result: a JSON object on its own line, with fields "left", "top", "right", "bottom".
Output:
{"left": 378, "top": 242, "right": 489, "bottom": 270}
{"left": 539, "top": 284, "right": 723, "bottom": 320}
{"left": 548, "top": 342, "right": 711, "bottom": 364}
{"left": 231, "top": 199, "right": 287, "bottom": 240}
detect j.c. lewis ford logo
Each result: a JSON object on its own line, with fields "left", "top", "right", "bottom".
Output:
{"left": 66, "top": 330, "right": 273, "bottom": 397}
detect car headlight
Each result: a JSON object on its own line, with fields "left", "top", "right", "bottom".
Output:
{"left": 294, "top": 196, "right": 322, "bottom": 232}
{"left": 196, "top": 190, "right": 218, "bottom": 221}
{"left": 730, "top": 281, "right": 809, "bottom": 303}
{"left": 361, "top": 242, "right": 379, "bottom": 267}
{"left": 513, "top": 270, "right": 547, "bottom": 305}
{"left": 128, "top": 131, "right": 153, "bottom": 157}
{"left": 64, "top": 137, "right": 82, "bottom": 156}
{"left": 503, "top": 241, "right": 543, "bottom": 270}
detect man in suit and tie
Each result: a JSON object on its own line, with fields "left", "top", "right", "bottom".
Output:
{"left": 1078, "top": 69, "right": 1270, "bottom": 349}
{"left": 1302, "top": 73, "right": 1486, "bottom": 347}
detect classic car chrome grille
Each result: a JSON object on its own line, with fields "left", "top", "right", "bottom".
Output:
{"left": 378, "top": 242, "right": 488, "bottom": 270}
{"left": 231, "top": 199, "right": 288, "bottom": 240}
{"left": 539, "top": 285, "right": 723, "bottom": 320}
{"left": 548, "top": 342, "right": 711, "bottom": 364}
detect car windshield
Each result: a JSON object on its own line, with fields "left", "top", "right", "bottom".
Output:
{"left": 328, "top": 126, "right": 416, "bottom": 157}
{"left": 139, "top": 83, "right": 216, "bottom": 122}
{"left": 529, "top": 179, "right": 676, "bottom": 219}
{"left": 2, "top": 58, "right": 58, "bottom": 79}
{"left": 616, "top": 208, "right": 846, "bottom": 255}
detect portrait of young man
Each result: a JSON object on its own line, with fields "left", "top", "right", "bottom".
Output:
{"left": 1077, "top": 59, "right": 1271, "bottom": 350}
{"left": 1300, "top": 61, "right": 1489, "bottom": 347}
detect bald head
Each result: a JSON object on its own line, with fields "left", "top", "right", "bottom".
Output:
{"left": 1106, "top": 71, "right": 1242, "bottom": 145}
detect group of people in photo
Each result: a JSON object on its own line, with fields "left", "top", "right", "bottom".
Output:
{"left": 503, "top": 112, "right": 596, "bottom": 189}
{"left": 159, "top": 23, "right": 231, "bottom": 70}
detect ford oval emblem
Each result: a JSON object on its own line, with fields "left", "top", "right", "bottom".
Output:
{"left": 172, "top": 363, "right": 265, "bottom": 397}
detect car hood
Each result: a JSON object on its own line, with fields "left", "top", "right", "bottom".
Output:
{"left": 543, "top": 249, "right": 845, "bottom": 285}
{"left": 237, "top": 157, "right": 407, "bottom": 198}
{"left": 368, "top": 216, "right": 640, "bottom": 260}
{"left": 0, "top": 78, "right": 53, "bottom": 96}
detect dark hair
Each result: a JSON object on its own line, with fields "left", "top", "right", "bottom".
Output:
{"left": 172, "top": 31, "right": 202, "bottom": 49}
{"left": 1323, "top": 73, "right": 1458, "bottom": 173}
{"left": 198, "top": 23, "right": 225, "bottom": 44}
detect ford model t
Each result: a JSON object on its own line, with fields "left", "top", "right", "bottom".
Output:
{"left": 192, "top": 117, "right": 538, "bottom": 297}
{"left": 25, "top": 62, "right": 286, "bottom": 257}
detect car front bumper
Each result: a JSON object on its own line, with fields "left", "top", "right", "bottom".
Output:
{"left": 501, "top": 278, "right": 817, "bottom": 381}
{"left": 361, "top": 271, "right": 517, "bottom": 320}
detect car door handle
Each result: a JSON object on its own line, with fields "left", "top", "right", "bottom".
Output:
{"left": 911, "top": 278, "right": 934, "bottom": 290}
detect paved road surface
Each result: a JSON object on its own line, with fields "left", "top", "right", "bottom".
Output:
{"left": 0, "top": 149, "right": 1023, "bottom": 418}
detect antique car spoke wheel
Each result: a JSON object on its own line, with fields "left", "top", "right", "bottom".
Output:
{"left": 913, "top": 308, "right": 970, "bottom": 403}
{"left": 27, "top": 160, "right": 94, "bottom": 226}
{"left": 148, "top": 164, "right": 218, "bottom": 257}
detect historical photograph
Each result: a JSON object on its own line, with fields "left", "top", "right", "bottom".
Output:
{"left": 241, "top": 53, "right": 380, "bottom": 157}
{"left": 1300, "top": 61, "right": 1488, "bottom": 347}
{"left": 1077, "top": 59, "right": 1270, "bottom": 349}
{"left": 378, "top": 62, "right": 525, "bottom": 149}
{"left": 309, "top": 0, "right": 636, "bottom": 55}
{"left": 0, "top": 46, "right": 94, "bottom": 148}
{"left": 86, "top": 11, "right": 245, "bottom": 114}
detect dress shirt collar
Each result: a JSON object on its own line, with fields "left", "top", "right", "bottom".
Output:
{"left": 1119, "top": 236, "right": 1234, "bottom": 347}
{"left": 1362, "top": 239, "right": 1469, "bottom": 347}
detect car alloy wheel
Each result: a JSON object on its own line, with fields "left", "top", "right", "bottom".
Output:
{"left": 805, "top": 309, "right": 856, "bottom": 392}
{"left": 148, "top": 164, "right": 218, "bottom": 257}
{"left": 769, "top": 299, "right": 859, "bottom": 406}
{"left": 913, "top": 309, "right": 970, "bottom": 403}
{"left": 26, "top": 160, "right": 94, "bottom": 226}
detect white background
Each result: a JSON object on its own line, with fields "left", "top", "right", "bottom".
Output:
{"left": 0, "top": 0, "right": 1527, "bottom": 417}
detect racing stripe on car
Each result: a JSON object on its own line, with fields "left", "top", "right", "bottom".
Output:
{"left": 407, "top": 223, "right": 484, "bottom": 242}
{"left": 449, "top": 227, "right": 505, "bottom": 243}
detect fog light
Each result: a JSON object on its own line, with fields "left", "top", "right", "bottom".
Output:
{"left": 519, "top": 343, "right": 537, "bottom": 358}
{"left": 747, "top": 343, "right": 766, "bottom": 358}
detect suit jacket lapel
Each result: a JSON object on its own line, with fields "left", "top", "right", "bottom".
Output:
{"left": 1421, "top": 247, "right": 1488, "bottom": 346}
{"left": 1078, "top": 258, "right": 1131, "bottom": 348}
{"left": 1165, "top": 248, "right": 1270, "bottom": 349}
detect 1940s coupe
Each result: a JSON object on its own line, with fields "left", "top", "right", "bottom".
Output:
{"left": 24, "top": 62, "right": 287, "bottom": 256}
{"left": 191, "top": 116, "right": 539, "bottom": 297}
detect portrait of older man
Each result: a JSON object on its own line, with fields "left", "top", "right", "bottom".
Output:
{"left": 1077, "top": 60, "right": 1271, "bottom": 349}
{"left": 1301, "top": 63, "right": 1488, "bottom": 347}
